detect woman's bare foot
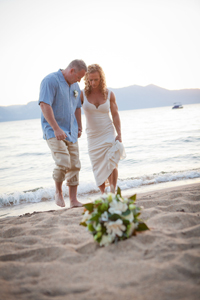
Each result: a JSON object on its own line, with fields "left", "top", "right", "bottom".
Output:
{"left": 99, "top": 182, "right": 106, "bottom": 194}
{"left": 110, "top": 184, "right": 115, "bottom": 193}
{"left": 55, "top": 192, "right": 65, "bottom": 207}
{"left": 70, "top": 200, "right": 82, "bottom": 208}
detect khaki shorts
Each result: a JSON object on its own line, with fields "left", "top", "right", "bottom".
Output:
{"left": 46, "top": 138, "right": 81, "bottom": 186}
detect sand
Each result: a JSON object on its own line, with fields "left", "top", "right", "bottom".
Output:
{"left": 0, "top": 183, "right": 200, "bottom": 300}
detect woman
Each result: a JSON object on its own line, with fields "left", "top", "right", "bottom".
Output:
{"left": 80, "top": 64, "right": 126, "bottom": 193}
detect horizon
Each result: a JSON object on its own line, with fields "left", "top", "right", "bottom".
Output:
{"left": 0, "top": 0, "right": 200, "bottom": 106}
{"left": 0, "top": 84, "right": 199, "bottom": 108}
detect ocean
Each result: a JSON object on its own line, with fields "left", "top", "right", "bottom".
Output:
{"left": 0, "top": 104, "right": 200, "bottom": 218}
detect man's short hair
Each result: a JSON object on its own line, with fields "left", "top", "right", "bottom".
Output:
{"left": 68, "top": 59, "right": 87, "bottom": 72}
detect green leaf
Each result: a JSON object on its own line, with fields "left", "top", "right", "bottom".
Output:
{"left": 134, "top": 212, "right": 141, "bottom": 218}
{"left": 83, "top": 203, "right": 94, "bottom": 212}
{"left": 88, "top": 223, "right": 95, "bottom": 232}
{"left": 94, "top": 199, "right": 103, "bottom": 204}
{"left": 108, "top": 212, "right": 112, "bottom": 219}
{"left": 122, "top": 209, "right": 131, "bottom": 216}
{"left": 79, "top": 222, "right": 87, "bottom": 227}
{"left": 122, "top": 219, "right": 130, "bottom": 226}
{"left": 109, "top": 213, "right": 122, "bottom": 221}
{"left": 101, "top": 226, "right": 107, "bottom": 234}
{"left": 95, "top": 232, "right": 102, "bottom": 239}
{"left": 90, "top": 213, "right": 101, "bottom": 222}
{"left": 116, "top": 186, "right": 121, "bottom": 197}
{"left": 99, "top": 202, "right": 109, "bottom": 213}
{"left": 137, "top": 222, "right": 149, "bottom": 231}
{"left": 94, "top": 233, "right": 102, "bottom": 243}
{"left": 128, "top": 194, "right": 137, "bottom": 202}
{"left": 96, "top": 237, "right": 102, "bottom": 243}
{"left": 123, "top": 232, "right": 128, "bottom": 238}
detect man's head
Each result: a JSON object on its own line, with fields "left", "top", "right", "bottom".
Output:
{"left": 63, "top": 59, "right": 87, "bottom": 85}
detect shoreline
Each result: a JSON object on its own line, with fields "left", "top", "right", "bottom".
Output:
{"left": 0, "top": 178, "right": 200, "bottom": 219}
{"left": 0, "top": 181, "right": 199, "bottom": 300}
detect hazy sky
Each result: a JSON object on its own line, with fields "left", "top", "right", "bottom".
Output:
{"left": 0, "top": 0, "right": 200, "bottom": 106}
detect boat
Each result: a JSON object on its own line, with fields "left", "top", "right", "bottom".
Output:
{"left": 172, "top": 102, "right": 183, "bottom": 109}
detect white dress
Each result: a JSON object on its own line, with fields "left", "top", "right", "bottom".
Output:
{"left": 82, "top": 90, "right": 126, "bottom": 187}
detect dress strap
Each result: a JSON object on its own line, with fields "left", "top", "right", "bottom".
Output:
{"left": 107, "top": 89, "right": 111, "bottom": 101}
{"left": 82, "top": 89, "right": 87, "bottom": 103}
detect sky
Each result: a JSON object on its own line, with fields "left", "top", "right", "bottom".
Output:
{"left": 0, "top": 0, "right": 200, "bottom": 106}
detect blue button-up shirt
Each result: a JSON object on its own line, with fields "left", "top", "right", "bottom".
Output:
{"left": 38, "top": 69, "right": 81, "bottom": 143}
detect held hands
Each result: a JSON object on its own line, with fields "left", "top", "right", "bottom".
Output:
{"left": 78, "top": 128, "right": 82, "bottom": 138}
{"left": 115, "top": 135, "right": 122, "bottom": 142}
{"left": 54, "top": 128, "right": 67, "bottom": 140}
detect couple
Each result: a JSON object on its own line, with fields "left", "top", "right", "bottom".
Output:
{"left": 39, "top": 59, "right": 125, "bottom": 208}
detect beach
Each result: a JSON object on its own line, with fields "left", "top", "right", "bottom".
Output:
{"left": 0, "top": 183, "right": 200, "bottom": 300}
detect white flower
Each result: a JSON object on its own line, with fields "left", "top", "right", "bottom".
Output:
{"left": 123, "top": 198, "right": 129, "bottom": 203}
{"left": 105, "top": 219, "right": 126, "bottom": 237}
{"left": 99, "top": 234, "right": 114, "bottom": 247}
{"left": 123, "top": 211, "right": 134, "bottom": 222}
{"left": 101, "top": 211, "right": 109, "bottom": 222}
{"left": 101, "top": 193, "right": 108, "bottom": 201}
{"left": 81, "top": 210, "right": 91, "bottom": 223}
{"left": 108, "top": 199, "right": 128, "bottom": 215}
{"left": 74, "top": 90, "right": 78, "bottom": 98}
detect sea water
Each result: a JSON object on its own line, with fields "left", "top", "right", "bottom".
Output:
{"left": 0, "top": 104, "right": 200, "bottom": 217}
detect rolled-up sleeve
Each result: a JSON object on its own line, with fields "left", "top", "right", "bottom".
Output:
{"left": 38, "top": 77, "right": 56, "bottom": 106}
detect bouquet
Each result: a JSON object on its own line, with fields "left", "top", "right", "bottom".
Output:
{"left": 80, "top": 187, "right": 149, "bottom": 246}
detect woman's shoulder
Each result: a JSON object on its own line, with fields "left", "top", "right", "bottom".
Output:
{"left": 80, "top": 89, "right": 86, "bottom": 96}
{"left": 106, "top": 88, "right": 114, "bottom": 94}
{"left": 80, "top": 90, "right": 85, "bottom": 103}
{"left": 107, "top": 89, "right": 115, "bottom": 100}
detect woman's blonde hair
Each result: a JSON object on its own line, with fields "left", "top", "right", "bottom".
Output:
{"left": 84, "top": 64, "right": 107, "bottom": 99}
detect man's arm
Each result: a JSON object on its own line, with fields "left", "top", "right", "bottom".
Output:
{"left": 40, "top": 102, "right": 67, "bottom": 140}
{"left": 75, "top": 107, "right": 82, "bottom": 138}
{"left": 110, "top": 92, "right": 122, "bottom": 142}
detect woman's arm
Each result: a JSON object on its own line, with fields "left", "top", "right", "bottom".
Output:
{"left": 110, "top": 91, "right": 122, "bottom": 142}
{"left": 75, "top": 107, "right": 82, "bottom": 138}
{"left": 80, "top": 91, "right": 84, "bottom": 105}
{"left": 76, "top": 91, "right": 84, "bottom": 138}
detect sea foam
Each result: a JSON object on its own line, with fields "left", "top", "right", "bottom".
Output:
{"left": 0, "top": 169, "right": 199, "bottom": 207}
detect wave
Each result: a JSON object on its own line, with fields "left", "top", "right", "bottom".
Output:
{"left": 0, "top": 169, "right": 200, "bottom": 207}
{"left": 0, "top": 183, "right": 99, "bottom": 208}
{"left": 17, "top": 152, "right": 48, "bottom": 157}
{"left": 118, "top": 169, "right": 200, "bottom": 190}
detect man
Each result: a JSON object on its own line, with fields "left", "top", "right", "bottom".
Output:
{"left": 38, "top": 59, "right": 87, "bottom": 208}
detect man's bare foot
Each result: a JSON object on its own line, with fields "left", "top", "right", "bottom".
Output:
{"left": 70, "top": 200, "right": 82, "bottom": 208}
{"left": 55, "top": 193, "right": 65, "bottom": 207}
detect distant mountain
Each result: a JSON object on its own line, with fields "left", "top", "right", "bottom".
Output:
{"left": 110, "top": 84, "right": 200, "bottom": 110}
{"left": 0, "top": 85, "right": 200, "bottom": 122}
{"left": 0, "top": 101, "right": 41, "bottom": 122}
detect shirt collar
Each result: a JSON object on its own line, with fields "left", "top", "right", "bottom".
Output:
{"left": 57, "top": 69, "right": 78, "bottom": 89}
{"left": 57, "top": 69, "right": 68, "bottom": 83}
